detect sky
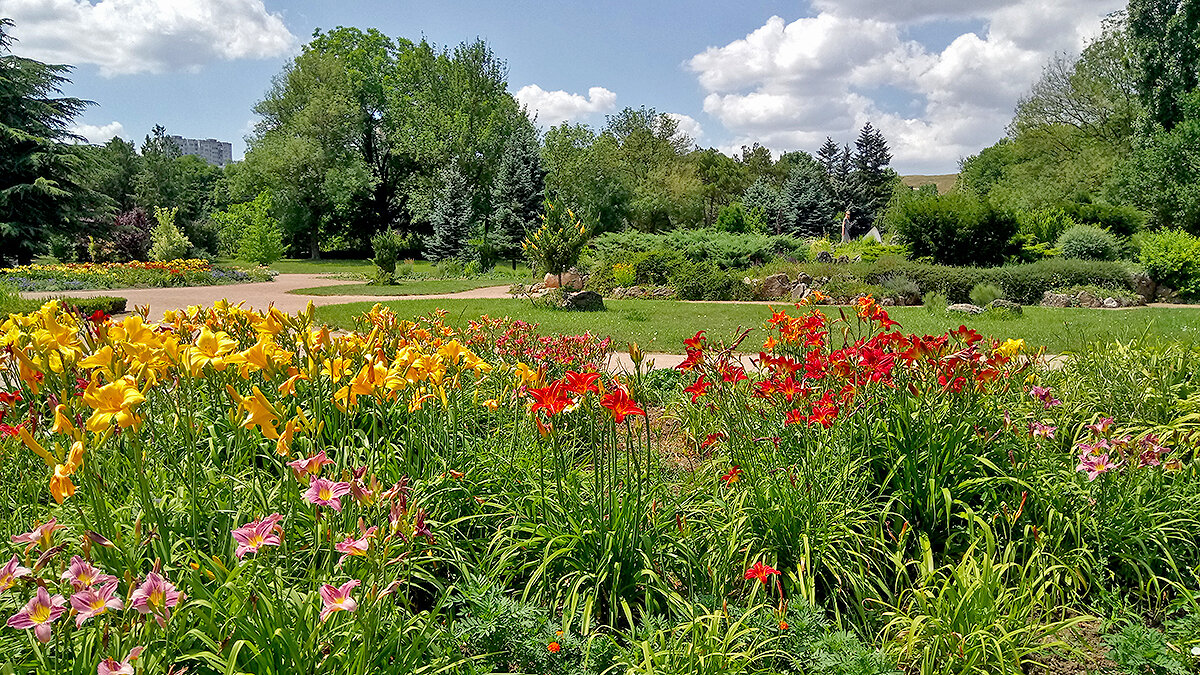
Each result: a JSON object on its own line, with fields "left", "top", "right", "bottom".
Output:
{"left": 0, "top": 0, "right": 1126, "bottom": 174}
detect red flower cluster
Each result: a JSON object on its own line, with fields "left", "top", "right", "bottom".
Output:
{"left": 524, "top": 370, "right": 646, "bottom": 425}
{"left": 467, "top": 316, "right": 612, "bottom": 372}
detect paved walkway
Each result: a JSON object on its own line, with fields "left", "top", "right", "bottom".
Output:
{"left": 25, "top": 274, "right": 515, "bottom": 317}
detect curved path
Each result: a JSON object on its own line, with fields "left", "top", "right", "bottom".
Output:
{"left": 25, "top": 273, "right": 515, "bottom": 317}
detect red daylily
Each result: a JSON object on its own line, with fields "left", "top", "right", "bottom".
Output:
{"left": 600, "top": 387, "right": 645, "bottom": 423}
{"left": 684, "top": 375, "right": 712, "bottom": 402}
{"left": 744, "top": 561, "right": 780, "bottom": 585}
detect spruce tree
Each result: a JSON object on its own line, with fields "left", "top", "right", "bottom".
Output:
{"left": 427, "top": 165, "right": 474, "bottom": 262}
{"left": 780, "top": 155, "right": 835, "bottom": 237}
{"left": 490, "top": 122, "right": 545, "bottom": 268}
{"left": 742, "top": 175, "right": 783, "bottom": 234}
{"left": 848, "top": 122, "right": 895, "bottom": 235}
{"left": 0, "top": 19, "right": 99, "bottom": 264}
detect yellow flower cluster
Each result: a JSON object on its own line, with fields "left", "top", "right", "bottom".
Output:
{"left": 1, "top": 259, "right": 212, "bottom": 278}
{"left": 0, "top": 301, "right": 502, "bottom": 505}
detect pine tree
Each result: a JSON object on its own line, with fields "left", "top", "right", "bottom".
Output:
{"left": 0, "top": 19, "right": 99, "bottom": 264}
{"left": 490, "top": 122, "right": 545, "bottom": 268}
{"left": 742, "top": 176, "right": 783, "bottom": 234}
{"left": 427, "top": 165, "right": 474, "bottom": 262}
{"left": 780, "top": 155, "right": 835, "bottom": 237}
{"left": 817, "top": 137, "right": 840, "bottom": 176}
{"left": 848, "top": 122, "right": 895, "bottom": 235}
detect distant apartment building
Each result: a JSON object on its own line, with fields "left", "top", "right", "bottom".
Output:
{"left": 167, "top": 135, "right": 233, "bottom": 167}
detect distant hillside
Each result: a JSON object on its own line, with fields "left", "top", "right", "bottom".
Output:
{"left": 901, "top": 174, "right": 958, "bottom": 194}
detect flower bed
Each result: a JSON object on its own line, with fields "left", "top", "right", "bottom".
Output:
{"left": 0, "top": 259, "right": 272, "bottom": 292}
{"left": 0, "top": 298, "right": 1196, "bottom": 674}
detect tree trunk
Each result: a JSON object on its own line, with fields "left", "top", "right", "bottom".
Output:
{"left": 309, "top": 227, "right": 320, "bottom": 260}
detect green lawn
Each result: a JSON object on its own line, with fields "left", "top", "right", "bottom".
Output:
{"left": 313, "top": 299, "right": 1200, "bottom": 354}
{"left": 221, "top": 257, "right": 377, "bottom": 275}
{"left": 290, "top": 278, "right": 522, "bottom": 296}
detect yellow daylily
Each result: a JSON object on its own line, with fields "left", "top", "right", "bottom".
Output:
{"left": 82, "top": 376, "right": 145, "bottom": 434}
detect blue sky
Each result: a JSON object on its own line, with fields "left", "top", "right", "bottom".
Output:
{"left": 0, "top": 0, "right": 1125, "bottom": 173}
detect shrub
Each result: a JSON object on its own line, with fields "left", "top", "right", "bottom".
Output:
{"left": 612, "top": 263, "right": 635, "bottom": 287}
{"left": 1060, "top": 201, "right": 1146, "bottom": 238}
{"left": 670, "top": 260, "right": 751, "bottom": 301}
{"left": 149, "top": 207, "right": 192, "bottom": 262}
{"left": 231, "top": 192, "right": 285, "bottom": 265}
{"left": 436, "top": 259, "right": 465, "bottom": 278}
{"left": 1056, "top": 224, "right": 1121, "bottom": 261}
{"left": 1017, "top": 207, "right": 1077, "bottom": 244}
{"left": 1138, "top": 228, "right": 1200, "bottom": 298}
{"left": 524, "top": 201, "right": 589, "bottom": 286}
{"left": 869, "top": 258, "right": 1134, "bottom": 305}
{"left": 109, "top": 208, "right": 153, "bottom": 262}
{"left": 714, "top": 202, "right": 750, "bottom": 233}
{"left": 1104, "top": 623, "right": 1190, "bottom": 675}
{"left": 969, "top": 282, "right": 1004, "bottom": 306}
{"left": 923, "top": 291, "right": 948, "bottom": 313}
{"left": 371, "top": 229, "right": 407, "bottom": 284}
{"left": 589, "top": 230, "right": 802, "bottom": 269}
{"left": 886, "top": 191, "right": 1018, "bottom": 266}
{"left": 880, "top": 274, "right": 920, "bottom": 302}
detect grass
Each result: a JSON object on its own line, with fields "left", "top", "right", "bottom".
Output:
{"left": 314, "top": 299, "right": 1200, "bottom": 354}
{"left": 221, "top": 257, "right": 377, "bottom": 275}
{"left": 290, "top": 278, "right": 521, "bottom": 297}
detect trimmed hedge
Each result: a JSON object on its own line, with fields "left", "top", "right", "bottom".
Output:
{"left": 1, "top": 295, "right": 128, "bottom": 318}
{"left": 589, "top": 230, "right": 804, "bottom": 269}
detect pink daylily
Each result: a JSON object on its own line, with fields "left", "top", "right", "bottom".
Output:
{"left": 1029, "top": 386, "right": 1061, "bottom": 408}
{"left": 62, "top": 555, "right": 117, "bottom": 591}
{"left": 304, "top": 477, "right": 352, "bottom": 512}
{"left": 319, "top": 579, "right": 360, "bottom": 622}
{"left": 97, "top": 646, "right": 144, "bottom": 675}
{"left": 334, "top": 525, "right": 378, "bottom": 566}
{"left": 1029, "top": 421, "right": 1056, "bottom": 439}
{"left": 1085, "top": 417, "right": 1114, "bottom": 436}
{"left": 129, "top": 572, "right": 184, "bottom": 627}
{"left": 1077, "top": 453, "right": 1120, "bottom": 481}
{"left": 231, "top": 513, "right": 285, "bottom": 559}
{"left": 6, "top": 586, "right": 67, "bottom": 642}
{"left": 70, "top": 581, "right": 124, "bottom": 627}
{"left": 11, "top": 518, "right": 66, "bottom": 553}
{"left": 287, "top": 450, "right": 333, "bottom": 482}
{"left": 0, "top": 554, "right": 31, "bottom": 595}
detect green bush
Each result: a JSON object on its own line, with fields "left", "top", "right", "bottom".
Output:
{"left": 611, "top": 263, "right": 635, "bottom": 287}
{"left": 60, "top": 295, "right": 128, "bottom": 316}
{"left": 148, "top": 207, "right": 193, "bottom": 262}
{"left": 1060, "top": 201, "right": 1146, "bottom": 238}
{"left": 1104, "top": 623, "right": 1190, "bottom": 675}
{"left": 371, "top": 229, "right": 407, "bottom": 285}
{"left": 923, "top": 291, "right": 948, "bottom": 313}
{"left": 1056, "top": 224, "right": 1121, "bottom": 261}
{"left": 714, "top": 202, "right": 750, "bottom": 233}
{"left": 230, "top": 192, "right": 285, "bottom": 265}
{"left": 872, "top": 258, "right": 1133, "bottom": 305}
{"left": 886, "top": 191, "right": 1018, "bottom": 266}
{"left": 670, "top": 260, "right": 751, "bottom": 301}
{"left": 1138, "top": 228, "right": 1200, "bottom": 298}
{"left": 589, "top": 230, "right": 803, "bottom": 269}
{"left": 1017, "top": 207, "right": 1077, "bottom": 244}
{"left": 880, "top": 274, "right": 920, "bottom": 301}
{"left": 969, "top": 282, "right": 1004, "bottom": 306}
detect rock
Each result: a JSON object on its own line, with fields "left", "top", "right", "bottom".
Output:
{"left": 544, "top": 270, "right": 583, "bottom": 290}
{"left": 816, "top": 251, "right": 834, "bottom": 263}
{"left": 1131, "top": 272, "right": 1155, "bottom": 302}
{"left": 1156, "top": 285, "right": 1178, "bottom": 302}
{"left": 627, "top": 286, "right": 648, "bottom": 298}
{"left": 762, "top": 273, "right": 791, "bottom": 298}
{"left": 987, "top": 299, "right": 1023, "bottom": 315}
{"left": 1041, "top": 292, "right": 1074, "bottom": 308}
{"left": 835, "top": 254, "right": 850, "bottom": 264}
{"left": 1076, "top": 290, "right": 1100, "bottom": 308}
{"left": 794, "top": 271, "right": 813, "bottom": 285}
{"left": 564, "top": 290, "right": 605, "bottom": 311}
{"left": 1102, "top": 297, "right": 1119, "bottom": 308}
{"left": 650, "top": 287, "right": 675, "bottom": 299}
{"left": 947, "top": 303, "right": 984, "bottom": 315}
{"left": 790, "top": 283, "right": 809, "bottom": 301}
{"left": 880, "top": 297, "right": 895, "bottom": 307}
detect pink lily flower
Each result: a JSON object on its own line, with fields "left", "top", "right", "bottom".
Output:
{"left": 6, "top": 586, "right": 67, "bottom": 642}
{"left": 70, "top": 581, "right": 124, "bottom": 627}
{"left": 304, "top": 477, "right": 352, "bottom": 512}
{"left": 287, "top": 450, "right": 333, "bottom": 482}
{"left": 62, "top": 555, "right": 117, "bottom": 591}
{"left": 231, "top": 513, "right": 285, "bottom": 559}
{"left": 11, "top": 518, "right": 66, "bottom": 553}
{"left": 334, "top": 524, "right": 378, "bottom": 566}
{"left": 1076, "top": 453, "right": 1120, "bottom": 481}
{"left": 319, "top": 579, "right": 360, "bottom": 622}
{"left": 0, "top": 554, "right": 31, "bottom": 595}
{"left": 1085, "top": 417, "right": 1114, "bottom": 436}
{"left": 129, "top": 572, "right": 184, "bottom": 627}
{"left": 97, "top": 646, "right": 144, "bottom": 675}
{"left": 1029, "top": 385, "right": 1061, "bottom": 408}
{"left": 1029, "top": 421, "right": 1056, "bottom": 439}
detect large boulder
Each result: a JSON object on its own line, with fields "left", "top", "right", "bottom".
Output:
{"left": 762, "top": 273, "right": 791, "bottom": 298}
{"left": 1041, "top": 292, "right": 1074, "bottom": 308}
{"left": 816, "top": 250, "right": 834, "bottom": 264}
{"left": 794, "top": 271, "right": 813, "bottom": 286}
{"left": 1102, "top": 297, "right": 1120, "bottom": 308}
{"left": 564, "top": 290, "right": 605, "bottom": 311}
{"left": 790, "top": 283, "right": 809, "bottom": 301}
{"left": 1131, "top": 272, "right": 1156, "bottom": 303}
{"left": 1156, "top": 285, "right": 1179, "bottom": 302}
{"left": 544, "top": 269, "right": 583, "bottom": 290}
{"left": 987, "top": 299, "right": 1023, "bottom": 315}
{"left": 947, "top": 303, "right": 984, "bottom": 315}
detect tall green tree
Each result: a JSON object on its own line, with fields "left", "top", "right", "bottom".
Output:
{"left": 0, "top": 19, "right": 99, "bottom": 264}
{"left": 427, "top": 165, "right": 473, "bottom": 261}
{"left": 692, "top": 148, "right": 749, "bottom": 227}
{"left": 490, "top": 120, "right": 544, "bottom": 267}
{"left": 82, "top": 136, "right": 140, "bottom": 213}
{"left": 780, "top": 154, "right": 835, "bottom": 237}
{"left": 1128, "top": 0, "right": 1200, "bottom": 130}
{"left": 742, "top": 175, "right": 783, "bottom": 234}
{"left": 848, "top": 122, "right": 896, "bottom": 234}
{"left": 542, "top": 122, "right": 629, "bottom": 233}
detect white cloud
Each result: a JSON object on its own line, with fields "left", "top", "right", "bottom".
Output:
{"left": 665, "top": 112, "right": 703, "bottom": 144}
{"left": 688, "top": 1, "right": 1125, "bottom": 173}
{"left": 515, "top": 85, "right": 617, "bottom": 126}
{"left": 0, "top": 0, "right": 297, "bottom": 76}
{"left": 68, "top": 120, "right": 125, "bottom": 144}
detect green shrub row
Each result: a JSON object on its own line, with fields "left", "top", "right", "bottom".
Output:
{"left": 589, "top": 230, "right": 805, "bottom": 269}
